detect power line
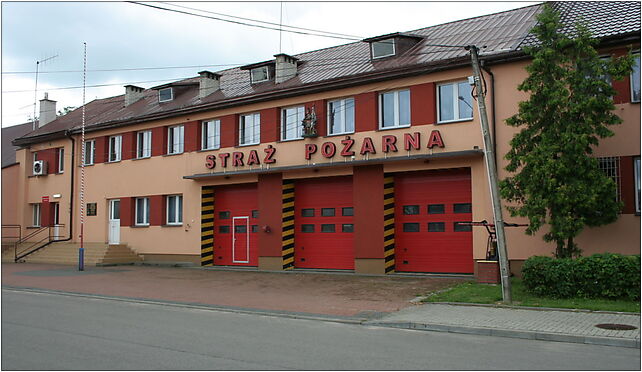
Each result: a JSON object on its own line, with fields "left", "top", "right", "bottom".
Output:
{"left": 2, "top": 63, "right": 244, "bottom": 75}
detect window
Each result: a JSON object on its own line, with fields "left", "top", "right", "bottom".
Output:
{"left": 635, "top": 157, "right": 640, "bottom": 214}
{"left": 219, "top": 211, "right": 230, "bottom": 219}
{"left": 201, "top": 119, "right": 220, "bottom": 150}
{"left": 598, "top": 157, "right": 621, "bottom": 202}
{"left": 428, "top": 222, "right": 445, "bottom": 232}
{"left": 136, "top": 131, "right": 152, "bottom": 159}
{"left": 135, "top": 197, "right": 150, "bottom": 226}
{"left": 403, "top": 223, "right": 420, "bottom": 232}
{"left": 83, "top": 140, "right": 95, "bottom": 165}
{"left": 453, "top": 203, "right": 472, "bottom": 213}
{"left": 301, "top": 208, "right": 315, "bottom": 217}
{"left": 321, "top": 208, "right": 335, "bottom": 217}
{"left": 403, "top": 205, "right": 420, "bottom": 215}
{"left": 342, "top": 224, "right": 354, "bottom": 233}
{"left": 631, "top": 53, "right": 640, "bottom": 103}
{"left": 108, "top": 135, "right": 122, "bottom": 162}
{"left": 327, "top": 98, "right": 355, "bottom": 135}
{"left": 454, "top": 222, "right": 472, "bottom": 232}
{"left": 281, "top": 106, "right": 305, "bottom": 141}
{"left": 219, "top": 226, "right": 230, "bottom": 233}
{"left": 239, "top": 113, "right": 260, "bottom": 146}
{"left": 167, "top": 125, "right": 184, "bottom": 154}
{"left": 321, "top": 224, "right": 335, "bottom": 233}
{"left": 32, "top": 204, "right": 41, "bottom": 227}
{"left": 252, "top": 225, "right": 259, "bottom": 233}
{"left": 371, "top": 38, "right": 395, "bottom": 59}
{"left": 251, "top": 210, "right": 259, "bottom": 218}
{"left": 438, "top": 81, "right": 473, "bottom": 123}
{"left": 428, "top": 204, "right": 445, "bottom": 214}
{"left": 57, "top": 148, "right": 64, "bottom": 173}
{"left": 251, "top": 66, "right": 269, "bottom": 83}
{"left": 166, "top": 195, "right": 183, "bottom": 225}
{"left": 159, "top": 88, "right": 173, "bottom": 102}
{"left": 342, "top": 207, "right": 353, "bottom": 216}
{"left": 301, "top": 224, "right": 315, "bottom": 233}
{"left": 379, "top": 89, "right": 410, "bottom": 129}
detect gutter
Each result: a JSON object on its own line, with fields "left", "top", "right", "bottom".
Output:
{"left": 480, "top": 61, "right": 497, "bottom": 167}
{"left": 54, "top": 131, "right": 75, "bottom": 243}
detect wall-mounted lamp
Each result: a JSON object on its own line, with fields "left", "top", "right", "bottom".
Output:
{"left": 53, "top": 194, "right": 62, "bottom": 198}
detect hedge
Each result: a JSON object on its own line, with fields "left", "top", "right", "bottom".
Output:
{"left": 522, "top": 253, "right": 640, "bottom": 300}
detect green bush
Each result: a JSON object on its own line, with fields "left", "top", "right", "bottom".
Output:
{"left": 522, "top": 253, "right": 640, "bottom": 300}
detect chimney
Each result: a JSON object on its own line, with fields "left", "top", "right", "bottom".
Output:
{"left": 124, "top": 85, "right": 145, "bottom": 106}
{"left": 274, "top": 54, "right": 299, "bottom": 84}
{"left": 39, "top": 92, "right": 57, "bottom": 128}
{"left": 198, "top": 71, "right": 222, "bottom": 99}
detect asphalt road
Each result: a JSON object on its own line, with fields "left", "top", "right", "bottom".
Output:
{"left": 2, "top": 289, "right": 640, "bottom": 370}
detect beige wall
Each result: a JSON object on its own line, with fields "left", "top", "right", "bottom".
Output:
{"left": 2, "top": 165, "right": 20, "bottom": 227}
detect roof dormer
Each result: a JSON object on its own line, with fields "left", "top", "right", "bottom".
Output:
{"left": 363, "top": 32, "right": 424, "bottom": 60}
{"left": 151, "top": 81, "right": 198, "bottom": 103}
{"left": 240, "top": 60, "right": 276, "bottom": 84}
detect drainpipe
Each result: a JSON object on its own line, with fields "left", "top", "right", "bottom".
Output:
{"left": 56, "top": 130, "right": 75, "bottom": 243}
{"left": 480, "top": 61, "right": 497, "bottom": 166}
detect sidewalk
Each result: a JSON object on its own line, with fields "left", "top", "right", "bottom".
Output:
{"left": 365, "top": 303, "right": 641, "bottom": 348}
{"left": 2, "top": 263, "right": 640, "bottom": 348}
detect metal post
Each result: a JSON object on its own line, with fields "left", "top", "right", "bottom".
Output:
{"left": 79, "top": 43, "right": 87, "bottom": 271}
{"left": 468, "top": 45, "right": 512, "bottom": 302}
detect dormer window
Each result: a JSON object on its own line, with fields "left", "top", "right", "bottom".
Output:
{"left": 159, "top": 88, "right": 173, "bottom": 102}
{"left": 251, "top": 66, "right": 270, "bottom": 83}
{"left": 372, "top": 38, "right": 396, "bottom": 59}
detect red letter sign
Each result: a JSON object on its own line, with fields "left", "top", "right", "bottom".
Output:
{"left": 427, "top": 130, "right": 444, "bottom": 148}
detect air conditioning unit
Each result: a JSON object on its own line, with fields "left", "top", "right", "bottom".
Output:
{"left": 33, "top": 160, "right": 47, "bottom": 176}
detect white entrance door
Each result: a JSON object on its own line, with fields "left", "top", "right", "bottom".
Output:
{"left": 52, "top": 202, "right": 60, "bottom": 239}
{"left": 232, "top": 216, "right": 249, "bottom": 263}
{"left": 108, "top": 199, "right": 120, "bottom": 245}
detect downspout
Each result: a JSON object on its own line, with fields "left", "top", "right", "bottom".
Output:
{"left": 56, "top": 130, "right": 75, "bottom": 242}
{"left": 480, "top": 61, "right": 497, "bottom": 166}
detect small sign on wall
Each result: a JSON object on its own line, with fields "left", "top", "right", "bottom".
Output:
{"left": 87, "top": 203, "right": 97, "bottom": 216}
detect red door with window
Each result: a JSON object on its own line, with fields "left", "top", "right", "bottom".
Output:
{"left": 395, "top": 168, "right": 473, "bottom": 273}
{"left": 213, "top": 184, "right": 259, "bottom": 266}
{"left": 294, "top": 176, "right": 354, "bottom": 270}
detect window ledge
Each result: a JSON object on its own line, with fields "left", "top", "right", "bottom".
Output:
{"left": 106, "top": 160, "right": 121, "bottom": 164}
{"left": 437, "top": 118, "right": 474, "bottom": 125}
{"left": 132, "top": 156, "right": 151, "bottom": 161}
{"left": 378, "top": 124, "right": 411, "bottom": 131}
{"left": 198, "top": 148, "right": 220, "bottom": 153}
{"left": 162, "top": 224, "right": 183, "bottom": 227}
{"left": 278, "top": 137, "right": 304, "bottom": 143}
{"left": 131, "top": 224, "right": 150, "bottom": 228}
{"left": 324, "top": 131, "right": 355, "bottom": 138}
{"left": 26, "top": 226, "right": 42, "bottom": 229}
{"left": 163, "top": 152, "right": 184, "bottom": 157}
{"left": 237, "top": 142, "right": 260, "bottom": 148}
{"left": 79, "top": 163, "right": 95, "bottom": 167}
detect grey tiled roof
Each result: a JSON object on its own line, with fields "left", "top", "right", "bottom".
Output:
{"left": 14, "top": 1, "right": 640, "bottom": 145}
{"left": 2, "top": 122, "right": 34, "bottom": 167}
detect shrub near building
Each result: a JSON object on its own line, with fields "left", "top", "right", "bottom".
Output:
{"left": 521, "top": 254, "right": 641, "bottom": 300}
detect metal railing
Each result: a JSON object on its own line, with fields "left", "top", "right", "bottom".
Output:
{"left": 1, "top": 225, "right": 21, "bottom": 245}
{"left": 12, "top": 224, "right": 65, "bottom": 262}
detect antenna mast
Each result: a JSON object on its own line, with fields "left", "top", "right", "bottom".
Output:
{"left": 32, "top": 54, "right": 58, "bottom": 130}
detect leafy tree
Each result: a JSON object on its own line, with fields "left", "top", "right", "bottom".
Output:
{"left": 57, "top": 106, "right": 76, "bottom": 116}
{"left": 500, "top": 4, "right": 634, "bottom": 258}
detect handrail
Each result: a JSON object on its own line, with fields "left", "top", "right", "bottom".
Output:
{"left": 1, "top": 224, "right": 21, "bottom": 241}
{"left": 14, "top": 224, "right": 66, "bottom": 262}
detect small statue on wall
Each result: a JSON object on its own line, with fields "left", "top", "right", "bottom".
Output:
{"left": 301, "top": 105, "right": 318, "bottom": 138}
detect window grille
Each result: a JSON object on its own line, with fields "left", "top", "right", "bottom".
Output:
{"left": 598, "top": 157, "right": 621, "bottom": 202}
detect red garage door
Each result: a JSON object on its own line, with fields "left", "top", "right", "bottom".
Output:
{"left": 295, "top": 176, "right": 354, "bottom": 270}
{"left": 213, "top": 184, "right": 259, "bottom": 266}
{"left": 395, "top": 168, "right": 473, "bottom": 274}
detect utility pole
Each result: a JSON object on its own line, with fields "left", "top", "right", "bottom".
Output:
{"left": 467, "top": 45, "right": 512, "bottom": 303}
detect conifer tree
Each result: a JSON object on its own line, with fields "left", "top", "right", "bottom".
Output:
{"left": 500, "top": 4, "right": 634, "bottom": 258}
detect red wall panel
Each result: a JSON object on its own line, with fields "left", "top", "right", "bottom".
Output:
{"left": 620, "top": 156, "right": 635, "bottom": 214}
{"left": 41, "top": 199, "right": 51, "bottom": 227}
{"left": 220, "top": 114, "right": 237, "bottom": 148}
{"left": 38, "top": 148, "right": 56, "bottom": 175}
{"left": 612, "top": 49, "right": 632, "bottom": 104}
{"left": 151, "top": 127, "right": 167, "bottom": 157}
{"left": 355, "top": 92, "right": 378, "bottom": 132}
{"left": 184, "top": 121, "right": 199, "bottom": 152}
{"left": 94, "top": 136, "right": 108, "bottom": 163}
{"left": 353, "top": 165, "right": 384, "bottom": 259}
{"left": 260, "top": 108, "right": 280, "bottom": 143}
{"left": 121, "top": 132, "right": 135, "bottom": 160}
{"left": 410, "top": 82, "right": 436, "bottom": 126}
{"left": 149, "top": 195, "right": 165, "bottom": 226}
{"left": 307, "top": 100, "right": 327, "bottom": 137}
{"left": 120, "top": 197, "right": 134, "bottom": 227}
{"left": 258, "top": 173, "right": 283, "bottom": 257}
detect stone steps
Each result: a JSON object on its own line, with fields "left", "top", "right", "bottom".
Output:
{"left": 16, "top": 242, "right": 141, "bottom": 266}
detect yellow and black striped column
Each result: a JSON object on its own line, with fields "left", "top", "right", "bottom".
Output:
{"left": 383, "top": 174, "right": 395, "bottom": 273}
{"left": 282, "top": 179, "right": 295, "bottom": 270}
{"left": 201, "top": 186, "right": 214, "bottom": 266}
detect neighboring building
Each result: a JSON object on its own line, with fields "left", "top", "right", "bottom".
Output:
{"left": 2, "top": 121, "right": 36, "bottom": 228}
{"left": 8, "top": 2, "right": 640, "bottom": 276}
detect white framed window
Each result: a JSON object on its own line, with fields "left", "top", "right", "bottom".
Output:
{"left": 159, "top": 88, "right": 173, "bottom": 102}
{"left": 379, "top": 89, "right": 410, "bottom": 129}
{"left": 166, "top": 195, "right": 183, "bottom": 225}
{"left": 108, "top": 135, "right": 122, "bottom": 162}
{"left": 250, "top": 66, "right": 269, "bottom": 83}
{"left": 135, "top": 197, "right": 150, "bottom": 226}
{"left": 598, "top": 157, "right": 621, "bottom": 203}
{"left": 137, "top": 130, "right": 152, "bottom": 159}
{"left": 281, "top": 106, "right": 305, "bottom": 141}
{"left": 167, "top": 125, "right": 184, "bottom": 154}
{"left": 202, "top": 119, "right": 221, "bottom": 150}
{"left": 438, "top": 81, "right": 473, "bottom": 123}
{"left": 239, "top": 113, "right": 260, "bottom": 146}
{"left": 328, "top": 98, "right": 355, "bottom": 135}
{"left": 83, "top": 140, "right": 95, "bottom": 165}
{"left": 57, "top": 148, "right": 64, "bottom": 173}
{"left": 631, "top": 52, "right": 640, "bottom": 103}
{"left": 372, "top": 38, "right": 395, "bottom": 59}
{"left": 635, "top": 157, "right": 640, "bottom": 214}
{"left": 32, "top": 203, "right": 41, "bottom": 227}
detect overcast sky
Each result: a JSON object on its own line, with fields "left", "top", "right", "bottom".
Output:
{"left": 1, "top": 1, "right": 538, "bottom": 128}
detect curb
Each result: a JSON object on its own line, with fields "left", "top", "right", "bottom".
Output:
{"left": 364, "top": 321, "right": 641, "bottom": 349}
{"left": 427, "top": 301, "right": 641, "bottom": 316}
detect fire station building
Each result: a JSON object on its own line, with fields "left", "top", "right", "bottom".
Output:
{"left": 6, "top": 2, "right": 640, "bottom": 277}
